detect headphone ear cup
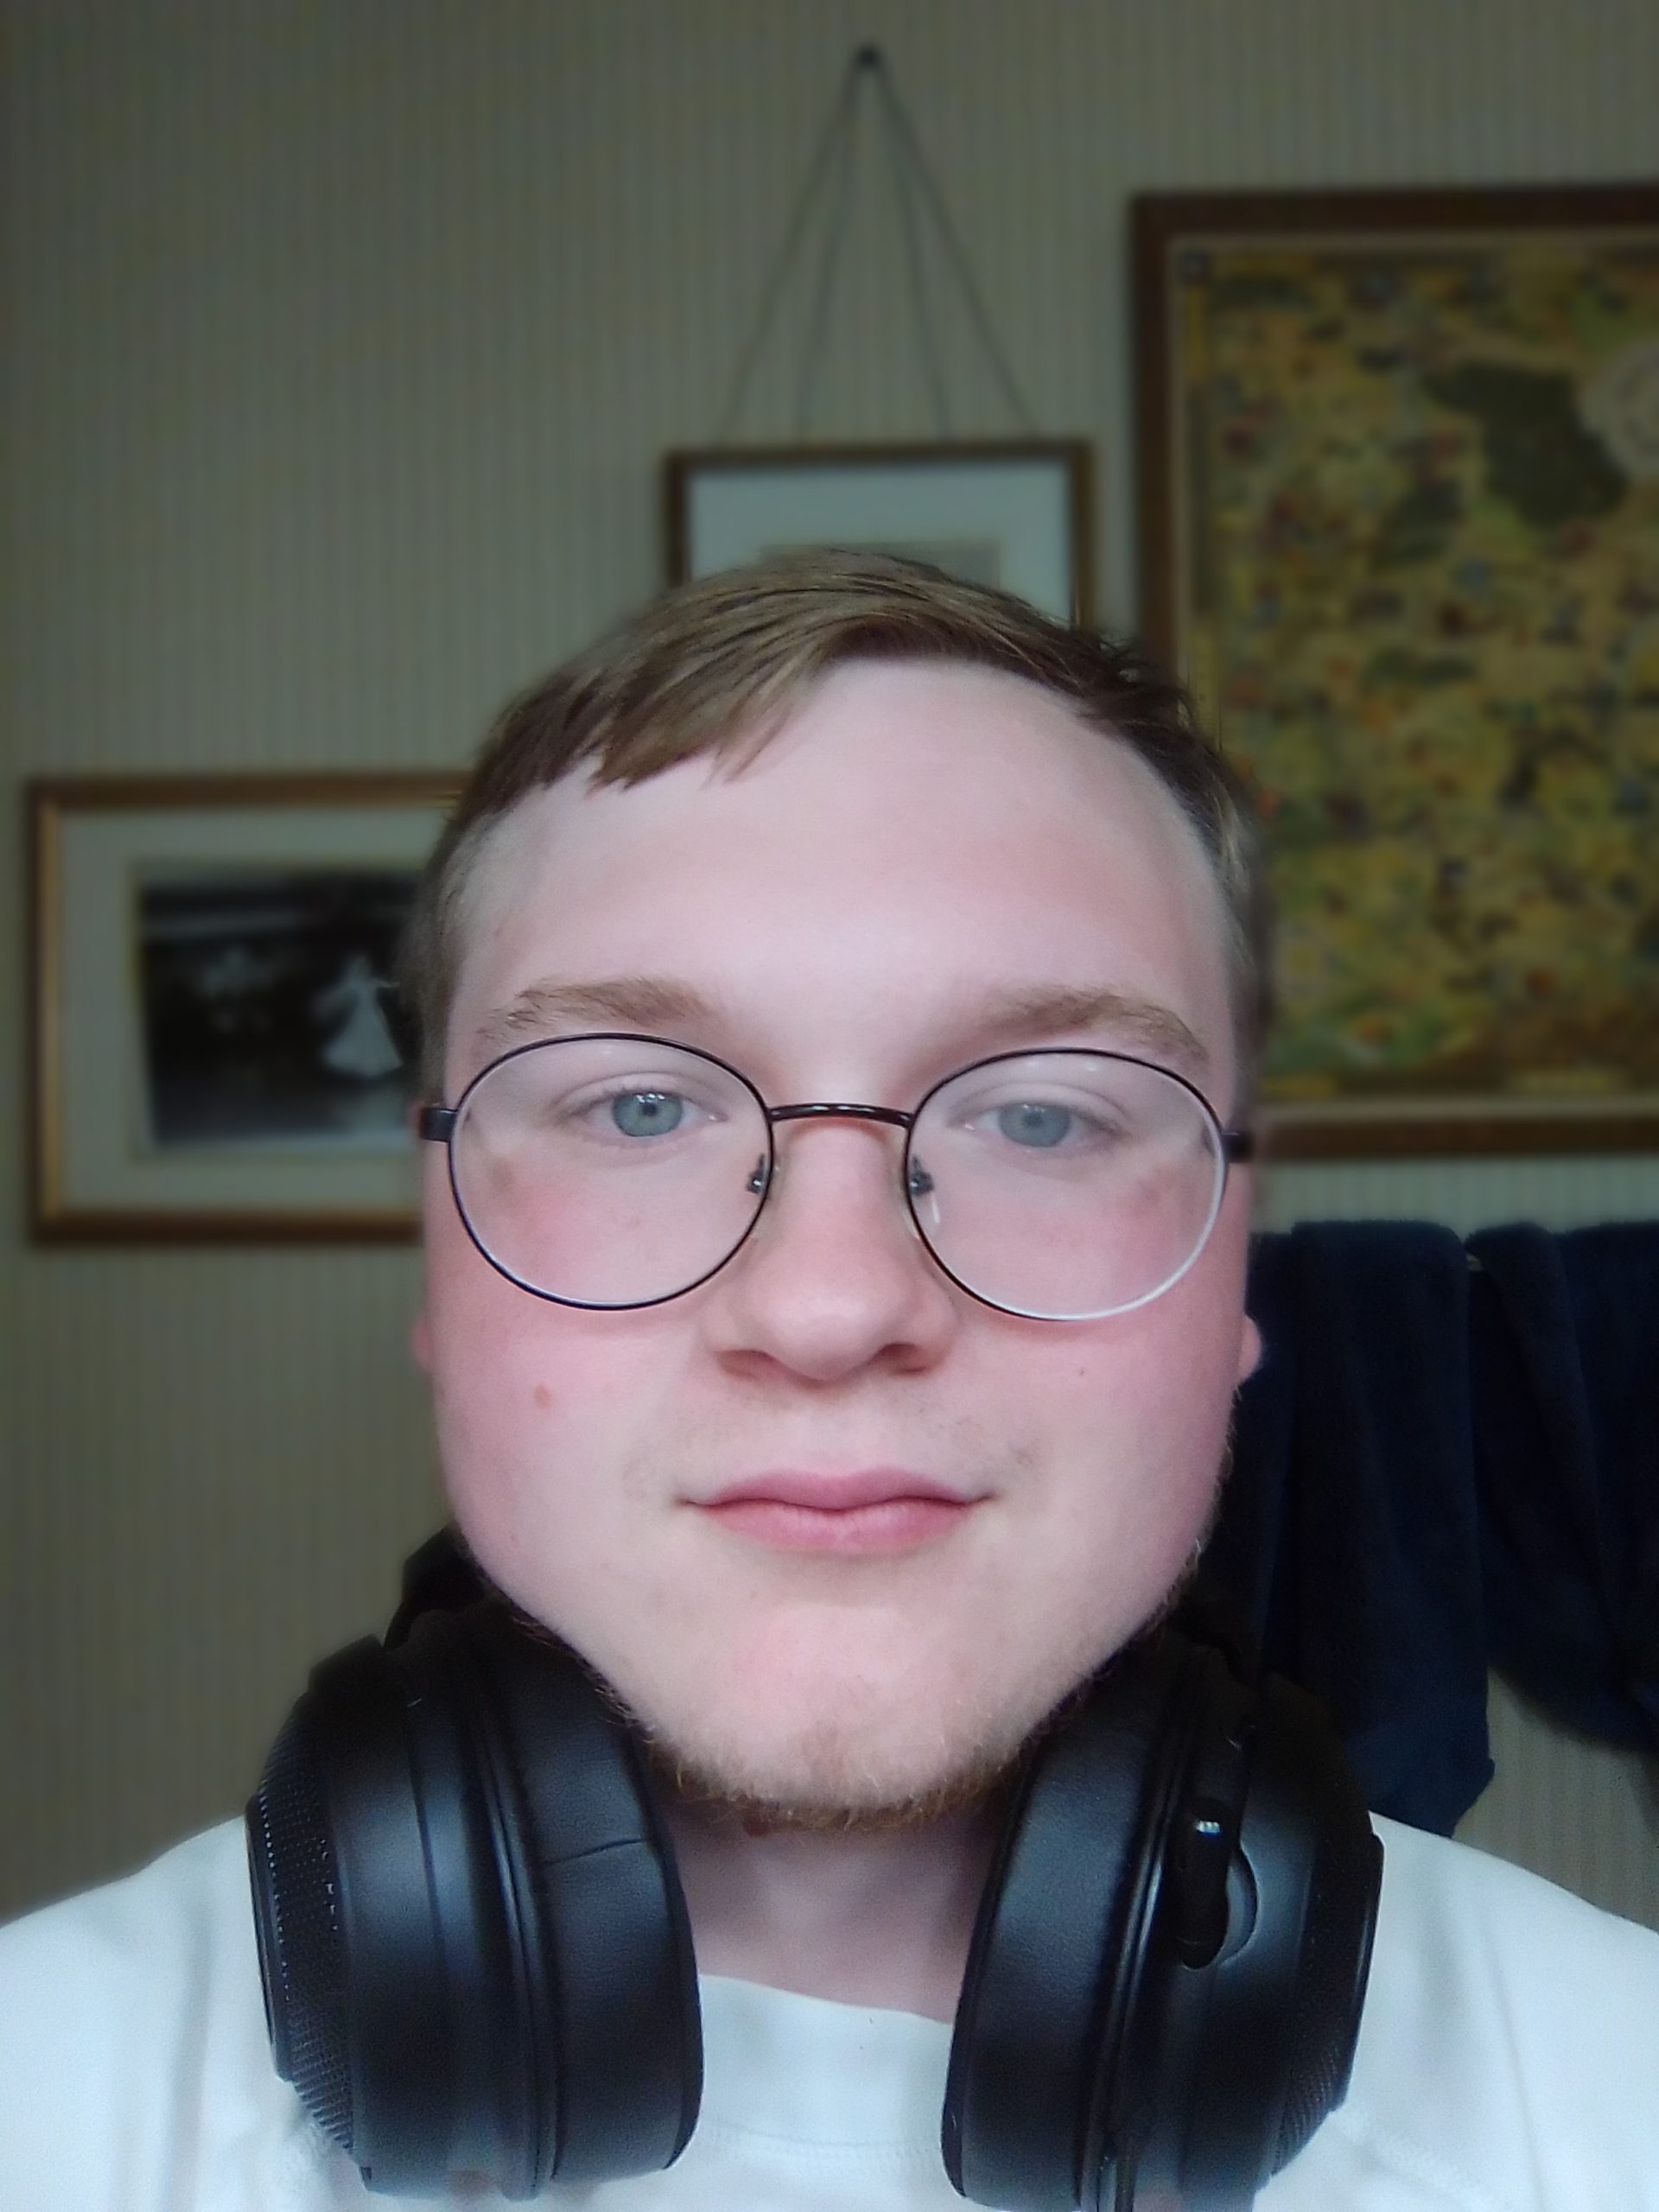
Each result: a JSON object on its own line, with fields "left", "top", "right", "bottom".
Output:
{"left": 942, "top": 1636, "right": 1197, "bottom": 2211}
{"left": 942, "top": 1633, "right": 1382, "bottom": 2212}
{"left": 1161, "top": 1669, "right": 1382, "bottom": 2196}
{"left": 245, "top": 1604, "right": 701, "bottom": 2197}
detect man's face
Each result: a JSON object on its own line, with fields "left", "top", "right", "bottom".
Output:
{"left": 416, "top": 660, "right": 1259, "bottom": 1818}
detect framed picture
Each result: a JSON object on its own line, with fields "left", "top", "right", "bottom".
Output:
{"left": 664, "top": 441, "right": 1094, "bottom": 622}
{"left": 1134, "top": 184, "right": 1659, "bottom": 1156}
{"left": 29, "top": 773, "right": 457, "bottom": 1242}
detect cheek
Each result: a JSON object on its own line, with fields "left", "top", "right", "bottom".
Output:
{"left": 421, "top": 1190, "right": 650, "bottom": 1554}
{"left": 1022, "top": 1249, "right": 1251, "bottom": 1574}
{"left": 1046, "top": 1329, "right": 1233, "bottom": 1525}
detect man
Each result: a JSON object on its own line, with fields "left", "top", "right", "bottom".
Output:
{"left": 3, "top": 551, "right": 1656, "bottom": 2209}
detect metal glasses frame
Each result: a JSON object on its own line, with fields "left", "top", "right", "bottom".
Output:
{"left": 419, "top": 1033, "right": 1255, "bottom": 1319}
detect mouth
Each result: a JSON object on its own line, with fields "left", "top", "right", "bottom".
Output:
{"left": 696, "top": 1470, "right": 984, "bottom": 1557}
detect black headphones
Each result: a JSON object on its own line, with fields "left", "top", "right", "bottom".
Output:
{"left": 246, "top": 1530, "right": 1382, "bottom": 2209}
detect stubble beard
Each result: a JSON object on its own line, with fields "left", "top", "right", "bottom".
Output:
{"left": 500, "top": 1410, "right": 1233, "bottom": 1835}
{"left": 638, "top": 1705, "right": 1038, "bottom": 1837}
{"left": 626, "top": 1458, "right": 1228, "bottom": 1836}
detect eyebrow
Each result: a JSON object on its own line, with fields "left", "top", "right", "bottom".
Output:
{"left": 471, "top": 975, "right": 1210, "bottom": 1084}
{"left": 472, "top": 976, "right": 722, "bottom": 1061}
{"left": 963, "top": 983, "right": 1211, "bottom": 1081}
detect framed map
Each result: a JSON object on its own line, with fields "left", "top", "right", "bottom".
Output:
{"left": 1135, "top": 186, "right": 1659, "bottom": 1156}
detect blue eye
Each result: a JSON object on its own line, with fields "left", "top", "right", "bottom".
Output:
{"left": 611, "top": 1090, "right": 686, "bottom": 1138}
{"left": 997, "top": 1102, "right": 1071, "bottom": 1148}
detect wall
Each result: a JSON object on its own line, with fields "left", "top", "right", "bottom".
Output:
{"left": 3, "top": 0, "right": 1656, "bottom": 1923}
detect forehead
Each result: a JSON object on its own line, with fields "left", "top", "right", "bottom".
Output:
{"left": 449, "top": 661, "right": 1235, "bottom": 1093}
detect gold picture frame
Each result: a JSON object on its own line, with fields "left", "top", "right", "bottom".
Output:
{"left": 1135, "top": 184, "right": 1659, "bottom": 1157}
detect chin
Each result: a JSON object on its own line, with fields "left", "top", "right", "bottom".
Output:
{"left": 601, "top": 1617, "right": 1110, "bottom": 1830}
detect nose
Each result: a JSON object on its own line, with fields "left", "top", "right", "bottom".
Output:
{"left": 703, "top": 1114, "right": 957, "bottom": 1382}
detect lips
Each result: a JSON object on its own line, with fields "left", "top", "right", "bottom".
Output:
{"left": 707, "top": 1469, "right": 973, "bottom": 1510}
{"left": 696, "top": 1470, "right": 982, "bottom": 1556}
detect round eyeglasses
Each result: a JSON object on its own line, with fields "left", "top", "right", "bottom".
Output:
{"left": 419, "top": 1033, "right": 1255, "bottom": 1323}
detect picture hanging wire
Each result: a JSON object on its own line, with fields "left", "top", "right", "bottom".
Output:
{"left": 714, "top": 45, "right": 1037, "bottom": 442}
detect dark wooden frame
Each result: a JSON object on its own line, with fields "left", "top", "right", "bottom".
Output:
{"left": 29, "top": 772, "right": 457, "bottom": 1243}
{"left": 664, "top": 440, "right": 1095, "bottom": 623}
{"left": 1133, "top": 183, "right": 1659, "bottom": 1158}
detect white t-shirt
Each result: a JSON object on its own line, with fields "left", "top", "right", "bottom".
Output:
{"left": 1, "top": 1813, "right": 1656, "bottom": 2210}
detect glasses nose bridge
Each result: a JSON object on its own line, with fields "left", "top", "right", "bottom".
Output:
{"left": 766, "top": 1100, "right": 914, "bottom": 1135}
{"left": 758, "top": 1100, "right": 920, "bottom": 1210}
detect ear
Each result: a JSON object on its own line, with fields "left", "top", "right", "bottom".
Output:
{"left": 411, "top": 1307, "right": 434, "bottom": 1373}
{"left": 1236, "top": 1313, "right": 1262, "bottom": 1387}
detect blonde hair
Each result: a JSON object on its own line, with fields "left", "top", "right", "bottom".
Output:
{"left": 403, "top": 550, "right": 1273, "bottom": 1100}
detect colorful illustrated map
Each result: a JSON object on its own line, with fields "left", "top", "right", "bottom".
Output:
{"left": 1176, "top": 232, "right": 1659, "bottom": 1120}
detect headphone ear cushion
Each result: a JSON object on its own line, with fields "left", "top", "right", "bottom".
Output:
{"left": 942, "top": 1636, "right": 1196, "bottom": 2211}
{"left": 455, "top": 1608, "right": 703, "bottom": 2182}
{"left": 246, "top": 1604, "right": 701, "bottom": 2197}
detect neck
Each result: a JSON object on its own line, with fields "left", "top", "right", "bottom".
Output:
{"left": 664, "top": 1794, "right": 999, "bottom": 2023}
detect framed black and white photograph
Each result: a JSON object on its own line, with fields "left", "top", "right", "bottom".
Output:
{"left": 664, "top": 441, "right": 1094, "bottom": 621}
{"left": 29, "top": 774, "right": 456, "bottom": 1241}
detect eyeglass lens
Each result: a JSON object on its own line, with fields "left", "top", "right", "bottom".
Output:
{"left": 445, "top": 1038, "right": 1227, "bottom": 1319}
